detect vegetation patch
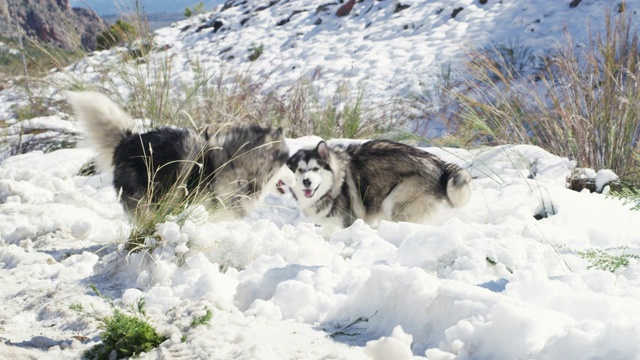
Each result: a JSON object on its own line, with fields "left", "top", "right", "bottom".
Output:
{"left": 184, "top": 2, "right": 206, "bottom": 18}
{"left": 97, "top": 20, "right": 138, "bottom": 51}
{"left": 449, "top": 11, "right": 640, "bottom": 181}
{"left": 72, "top": 285, "right": 166, "bottom": 360}
{"left": 577, "top": 247, "right": 640, "bottom": 273}
{"left": 328, "top": 312, "right": 377, "bottom": 339}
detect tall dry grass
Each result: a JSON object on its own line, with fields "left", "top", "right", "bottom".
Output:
{"left": 451, "top": 11, "right": 640, "bottom": 180}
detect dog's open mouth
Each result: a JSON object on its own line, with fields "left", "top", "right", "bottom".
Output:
{"left": 304, "top": 186, "right": 318, "bottom": 198}
{"left": 276, "top": 180, "right": 286, "bottom": 194}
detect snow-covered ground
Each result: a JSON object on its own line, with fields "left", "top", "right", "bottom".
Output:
{"left": 2, "top": 0, "right": 640, "bottom": 359}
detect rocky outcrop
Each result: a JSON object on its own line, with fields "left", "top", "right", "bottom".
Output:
{"left": 0, "top": 0, "right": 107, "bottom": 51}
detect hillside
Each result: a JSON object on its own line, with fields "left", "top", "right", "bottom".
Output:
{"left": 0, "top": 0, "right": 106, "bottom": 51}
{"left": 1, "top": 0, "right": 633, "bottom": 121}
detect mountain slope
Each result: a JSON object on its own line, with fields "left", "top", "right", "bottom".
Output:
{"left": 0, "top": 0, "right": 106, "bottom": 51}
{"left": 146, "top": 0, "right": 633, "bottom": 103}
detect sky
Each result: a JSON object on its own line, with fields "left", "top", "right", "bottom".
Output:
{"left": 2, "top": 0, "right": 640, "bottom": 358}
{"left": 69, "top": 0, "right": 225, "bottom": 15}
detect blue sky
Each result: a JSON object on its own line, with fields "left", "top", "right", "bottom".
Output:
{"left": 69, "top": 0, "right": 225, "bottom": 15}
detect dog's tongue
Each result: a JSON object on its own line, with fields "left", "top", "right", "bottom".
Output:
{"left": 304, "top": 189, "right": 314, "bottom": 198}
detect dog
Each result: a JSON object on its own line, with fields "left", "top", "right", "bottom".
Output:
{"left": 66, "top": 91, "right": 289, "bottom": 219}
{"left": 284, "top": 139, "right": 472, "bottom": 234}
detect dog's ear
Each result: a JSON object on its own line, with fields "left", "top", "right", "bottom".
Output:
{"left": 316, "top": 141, "right": 329, "bottom": 161}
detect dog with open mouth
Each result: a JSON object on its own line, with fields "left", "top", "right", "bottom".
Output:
{"left": 284, "top": 139, "right": 472, "bottom": 235}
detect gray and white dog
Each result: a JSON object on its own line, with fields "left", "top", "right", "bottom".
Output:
{"left": 66, "top": 91, "right": 289, "bottom": 219}
{"left": 285, "top": 139, "right": 472, "bottom": 234}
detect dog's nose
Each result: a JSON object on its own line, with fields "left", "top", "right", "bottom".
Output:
{"left": 302, "top": 178, "right": 311, "bottom": 187}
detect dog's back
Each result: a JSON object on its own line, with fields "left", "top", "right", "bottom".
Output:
{"left": 343, "top": 140, "right": 471, "bottom": 223}
{"left": 345, "top": 139, "right": 468, "bottom": 199}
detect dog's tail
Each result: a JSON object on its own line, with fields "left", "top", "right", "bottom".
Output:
{"left": 65, "top": 91, "right": 136, "bottom": 172}
{"left": 443, "top": 163, "right": 472, "bottom": 207}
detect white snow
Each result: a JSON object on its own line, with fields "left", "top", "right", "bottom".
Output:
{"left": 595, "top": 169, "right": 619, "bottom": 193}
{"left": 2, "top": 1, "right": 640, "bottom": 359}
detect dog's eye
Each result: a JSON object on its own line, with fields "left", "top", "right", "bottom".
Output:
{"left": 313, "top": 167, "right": 319, "bottom": 171}
{"left": 297, "top": 169, "right": 303, "bottom": 173}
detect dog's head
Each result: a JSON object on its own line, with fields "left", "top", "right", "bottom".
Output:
{"left": 284, "top": 141, "right": 334, "bottom": 204}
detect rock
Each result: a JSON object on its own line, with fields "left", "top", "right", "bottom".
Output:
{"left": 31, "top": 335, "right": 58, "bottom": 348}
{"left": 451, "top": 7, "right": 464, "bottom": 18}
{"left": 336, "top": 0, "right": 356, "bottom": 17}
{"left": 395, "top": 3, "right": 411, "bottom": 13}
{"left": 566, "top": 167, "right": 619, "bottom": 193}
{"left": 196, "top": 18, "right": 225, "bottom": 33}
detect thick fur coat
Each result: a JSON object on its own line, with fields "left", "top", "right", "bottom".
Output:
{"left": 286, "top": 140, "right": 472, "bottom": 233}
{"left": 66, "top": 91, "right": 289, "bottom": 218}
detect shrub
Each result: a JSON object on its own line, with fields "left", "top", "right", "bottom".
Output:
{"left": 84, "top": 308, "right": 166, "bottom": 359}
{"left": 577, "top": 247, "right": 640, "bottom": 273}
{"left": 74, "top": 285, "right": 166, "bottom": 360}
{"left": 247, "top": 43, "right": 264, "bottom": 62}
{"left": 96, "top": 20, "right": 137, "bottom": 51}
{"left": 184, "top": 2, "right": 205, "bottom": 18}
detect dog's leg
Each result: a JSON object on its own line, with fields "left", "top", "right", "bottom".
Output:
{"left": 384, "top": 177, "right": 442, "bottom": 224}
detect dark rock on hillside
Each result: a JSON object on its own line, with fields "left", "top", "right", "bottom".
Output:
{"left": 196, "top": 18, "right": 226, "bottom": 33}
{"left": 451, "top": 7, "right": 464, "bottom": 18}
{"left": 395, "top": 3, "right": 411, "bottom": 14}
{"left": 0, "top": 0, "right": 107, "bottom": 51}
{"left": 336, "top": 0, "right": 356, "bottom": 17}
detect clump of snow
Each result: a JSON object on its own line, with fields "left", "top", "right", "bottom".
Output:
{"left": 595, "top": 169, "right": 619, "bottom": 193}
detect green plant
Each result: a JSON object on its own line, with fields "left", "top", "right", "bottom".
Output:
{"left": 610, "top": 184, "right": 640, "bottom": 210}
{"left": 247, "top": 43, "right": 264, "bottom": 62}
{"left": 184, "top": 2, "right": 205, "bottom": 18}
{"left": 96, "top": 20, "right": 138, "bottom": 51}
{"left": 190, "top": 308, "right": 212, "bottom": 327}
{"left": 73, "top": 285, "right": 167, "bottom": 360}
{"left": 577, "top": 246, "right": 640, "bottom": 273}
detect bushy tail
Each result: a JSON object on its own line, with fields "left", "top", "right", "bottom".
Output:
{"left": 443, "top": 163, "right": 472, "bottom": 207}
{"left": 65, "top": 91, "right": 136, "bottom": 173}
